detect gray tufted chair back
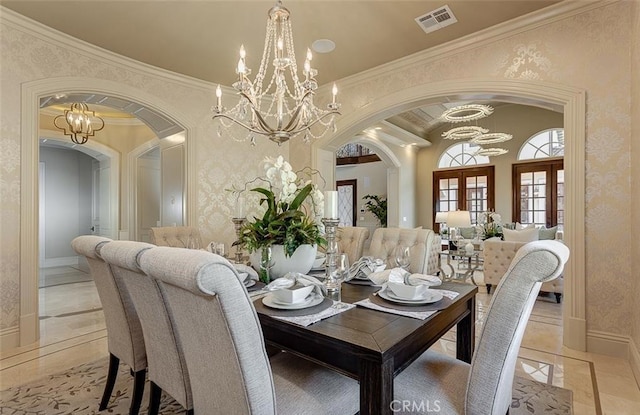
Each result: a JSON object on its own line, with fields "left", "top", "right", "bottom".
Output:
{"left": 149, "top": 226, "right": 202, "bottom": 248}
{"left": 368, "top": 227, "right": 440, "bottom": 274}
{"left": 336, "top": 226, "right": 370, "bottom": 264}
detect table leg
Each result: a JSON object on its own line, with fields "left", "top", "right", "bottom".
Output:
{"left": 360, "top": 358, "right": 394, "bottom": 415}
{"left": 456, "top": 295, "right": 476, "bottom": 363}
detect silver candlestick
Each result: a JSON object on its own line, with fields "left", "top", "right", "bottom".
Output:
{"left": 321, "top": 218, "right": 340, "bottom": 291}
{"left": 231, "top": 217, "right": 246, "bottom": 264}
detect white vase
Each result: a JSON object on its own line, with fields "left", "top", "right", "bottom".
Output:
{"left": 250, "top": 244, "right": 318, "bottom": 280}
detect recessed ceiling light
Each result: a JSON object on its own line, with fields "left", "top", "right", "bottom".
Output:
{"left": 312, "top": 39, "right": 335, "bottom": 53}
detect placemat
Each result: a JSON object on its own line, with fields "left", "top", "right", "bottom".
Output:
{"left": 345, "top": 278, "right": 376, "bottom": 286}
{"left": 253, "top": 296, "right": 333, "bottom": 317}
{"left": 247, "top": 281, "right": 266, "bottom": 292}
{"left": 368, "top": 292, "right": 453, "bottom": 312}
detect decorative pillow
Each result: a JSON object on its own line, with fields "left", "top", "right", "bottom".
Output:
{"left": 515, "top": 222, "right": 535, "bottom": 230}
{"left": 538, "top": 226, "right": 558, "bottom": 240}
{"left": 503, "top": 227, "right": 539, "bottom": 243}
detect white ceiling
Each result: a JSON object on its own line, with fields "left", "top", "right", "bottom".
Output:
{"left": 2, "top": 0, "right": 562, "bottom": 86}
{"left": 4, "top": 0, "right": 564, "bottom": 147}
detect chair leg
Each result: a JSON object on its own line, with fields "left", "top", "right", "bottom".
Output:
{"left": 99, "top": 353, "right": 120, "bottom": 411}
{"left": 186, "top": 410, "right": 194, "bottom": 415}
{"left": 148, "top": 381, "right": 162, "bottom": 415}
{"left": 555, "top": 293, "right": 562, "bottom": 303}
{"left": 486, "top": 284, "right": 492, "bottom": 294}
{"left": 129, "top": 369, "right": 146, "bottom": 415}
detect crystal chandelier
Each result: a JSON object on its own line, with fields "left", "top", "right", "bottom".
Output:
{"left": 212, "top": 1, "right": 341, "bottom": 145}
{"left": 440, "top": 103, "right": 510, "bottom": 157}
{"left": 53, "top": 103, "right": 105, "bottom": 145}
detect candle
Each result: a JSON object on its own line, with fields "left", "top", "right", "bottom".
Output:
{"left": 324, "top": 191, "right": 338, "bottom": 219}
{"left": 331, "top": 83, "right": 338, "bottom": 104}
{"left": 235, "top": 195, "right": 245, "bottom": 218}
{"left": 215, "top": 85, "right": 222, "bottom": 108}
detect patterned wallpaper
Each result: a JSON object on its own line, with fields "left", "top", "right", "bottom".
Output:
{"left": 0, "top": 14, "right": 287, "bottom": 331}
{"left": 630, "top": 1, "right": 640, "bottom": 354}
{"left": 0, "top": 2, "right": 637, "bottom": 343}
{"left": 297, "top": 1, "right": 633, "bottom": 337}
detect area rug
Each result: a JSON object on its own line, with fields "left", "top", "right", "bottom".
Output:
{"left": 0, "top": 358, "right": 572, "bottom": 414}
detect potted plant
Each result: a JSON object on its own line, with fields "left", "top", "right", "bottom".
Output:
{"left": 363, "top": 194, "right": 387, "bottom": 227}
{"left": 235, "top": 156, "right": 326, "bottom": 281}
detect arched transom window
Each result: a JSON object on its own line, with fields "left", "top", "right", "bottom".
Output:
{"left": 518, "top": 128, "right": 564, "bottom": 160}
{"left": 438, "top": 142, "right": 489, "bottom": 168}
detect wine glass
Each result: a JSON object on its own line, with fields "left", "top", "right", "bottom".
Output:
{"left": 188, "top": 236, "right": 201, "bottom": 250}
{"left": 328, "top": 253, "right": 350, "bottom": 306}
{"left": 394, "top": 244, "right": 411, "bottom": 271}
{"left": 259, "top": 246, "right": 275, "bottom": 284}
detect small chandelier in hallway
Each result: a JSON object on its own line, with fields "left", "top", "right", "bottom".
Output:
{"left": 212, "top": 1, "right": 341, "bottom": 145}
{"left": 54, "top": 102, "right": 105, "bottom": 145}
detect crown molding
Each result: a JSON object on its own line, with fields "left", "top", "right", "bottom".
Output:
{"left": 337, "top": 0, "right": 618, "bottom": 90}
{"left": 0, "top": 6, "right": 214, "bottom": 93}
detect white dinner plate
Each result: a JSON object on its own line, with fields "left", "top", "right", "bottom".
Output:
{"left": 310, "top": 265, "right": 325, "bottom": 272}
{"left": 379, "top": 289, "right": 443, "bottom": 305}
{"left": 262, "top": 293, "right": 324, "bottom": 310}
{"left": 244, "top": 279, "right": 256, "bottom": 288}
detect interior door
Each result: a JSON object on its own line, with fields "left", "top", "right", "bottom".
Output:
{"left": 91, "top": 158, "right": 112, "bottom": 237}
{"left": 336, "top": 179, "right": 357, "bottom": 227}
{"left": 136, "top": 148, "right": 161, "bottom": 242}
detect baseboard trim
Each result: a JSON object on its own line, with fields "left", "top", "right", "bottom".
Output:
{"left": 629, "top": 339, "right": 640, "bottom": 389}
{"left": 564, "top": 315, "right": 586, "bottom": 351}
{"left": 0, "top": 326, "right": 20, "bottom": 351}
{"left": 43, "top": 256, "right": 80, "bottom": 268}
{"left": 586, "top": 330, "right": 629, "bottom": 359}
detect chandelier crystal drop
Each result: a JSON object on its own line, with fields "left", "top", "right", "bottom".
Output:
{"left": 212, "top": 1, "right": 341, "bottom": 145}
{"left": 468, "top": 132, "right": 513, "bottom": 145}
{"left": 441, "top": 125, "right": 488, "bottom": 140}
{"left": 440, "top": 104, "right": 493, "bottom": 123}
{"left": 53, "top": 103, "right": 105, "bottom": 145}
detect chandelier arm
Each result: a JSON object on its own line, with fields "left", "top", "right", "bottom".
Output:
{"left": 212, "top": 113, "right": 270, "bottom": 136}
{"left": 287, "top": 110, "right": 340, "bottom": 135}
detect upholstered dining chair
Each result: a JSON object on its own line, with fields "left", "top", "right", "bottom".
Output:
{"left": 100, "top": 241, "right": 194, "bottom": 415}
{"left": 368, "top": 227, "right": 441, "bottom": 275}
{"left": 336, "top": 226, "right": 370, "bottom": 264}
{"left": 394, "top": 240, "right": 570, "bottom": 415}
{"left": 138, "top": 247, "right": 360, "bottom": 415}
{"left": 149, "top": 226, "right": 202, "bottom": 248}
{"left": 71, "top": 236, "right": 147, "bottom": 415}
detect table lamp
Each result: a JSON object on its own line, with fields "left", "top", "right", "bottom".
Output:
{"left": 446, "top": 210, "right": 471, "bottom": 248}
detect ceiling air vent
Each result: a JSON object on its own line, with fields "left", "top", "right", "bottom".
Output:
{"left": 415, "top": 5, "right": 457, "bottom": 34}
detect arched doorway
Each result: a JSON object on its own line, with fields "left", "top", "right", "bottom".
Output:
{"left": 19, "top": 77, "right": 196, "bottom": 345}
{"left": 312, "top": 78, "right": 586, "bottom": 351}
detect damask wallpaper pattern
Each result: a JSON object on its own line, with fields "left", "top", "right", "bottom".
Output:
{"left": 298, "top": 1, "right": 633, "bottom": 337}
{"left": 0, "top": 2, "right": 637, "bottom": 346}
{"left": 630, "top": 0, "right": 640, "bottom": 355}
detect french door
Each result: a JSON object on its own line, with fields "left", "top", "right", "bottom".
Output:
{"left": 433, "top": 166, "right": 495, "bottom": 231}
{"left": 336, "top": 179, "right": 357, "bottom": 227}
{"left": 512, "top": 159, "right": 564, "bottom": 228}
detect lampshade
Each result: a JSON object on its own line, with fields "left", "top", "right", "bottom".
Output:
{"left": 435, "top": 212, "right": 448, "bottom": 224}
{"left": 446, "top": 210, "right": 471, "bottom": 228}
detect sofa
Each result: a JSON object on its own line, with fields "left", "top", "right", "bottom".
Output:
{"left": 483, "top": 239, "right": 564, "bottom": 303}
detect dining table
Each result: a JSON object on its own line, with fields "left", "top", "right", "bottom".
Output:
{"left": 255, "top": 280, "right": 478, "bottom": 415}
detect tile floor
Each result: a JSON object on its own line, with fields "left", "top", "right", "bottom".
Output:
{"left": 1, "top": 265, "right": 640, "bottom": 414}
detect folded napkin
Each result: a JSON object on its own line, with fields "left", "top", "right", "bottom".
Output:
{"left": 354, "top": 289, "right": 460, "bottom": 320}
{"left": 234, "top": 263, "right": 258, "bottom": 281}
{"left": 272, "top": 302, "right": 356, "bottom": 327}
{"left": 363, "top": 267, "right": 442, "bottom": 288}
{"left": 350, "top": 257, "right": 386, "bottom": 280}
{"left": 264, "top": 273, "right": 327, "bottom": 297}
